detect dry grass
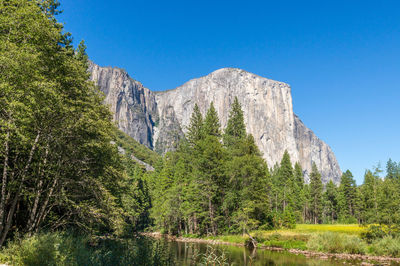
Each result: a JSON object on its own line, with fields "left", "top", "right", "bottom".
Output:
{"left": 293, "top": 224, "right": 366, "bottom": 235}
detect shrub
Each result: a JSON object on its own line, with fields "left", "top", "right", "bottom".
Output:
{"left": 263, "top": 239, "right": 307, "bottom": 250}
{"left": 361, "top": 225, "right": 387, "bottom": 243}
{"left": 307, "top": 232, "right": 367, "bottom": 254}
{"left": 369, "top": 236, "right": 400, "bottom": 257}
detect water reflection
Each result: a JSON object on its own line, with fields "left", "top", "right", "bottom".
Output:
{"left": 86, "top": 236, "right": 361, "bottom": 265}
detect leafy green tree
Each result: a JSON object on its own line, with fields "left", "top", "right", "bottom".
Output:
{"left": 0, "top": 0, "right": 128, "bottom": 245}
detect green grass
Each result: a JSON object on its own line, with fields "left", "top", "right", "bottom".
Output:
{"left": 183, "top": 224, "right": 372, "bottom": 255}
{"left": 179, "top": 225, "right": 400, "bottom": 257}
{"left": 307, "top": 232, "right": 367, "bottom": 254}
{"left": 205, "top": 235, "right": 248, "bottom": 244}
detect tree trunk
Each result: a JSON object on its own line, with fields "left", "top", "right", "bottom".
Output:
{"left": 27, "top": 146, "right": 49, "bottom": 233}
{"left": 0, "top": 131, "right": 40, "bottom": 247}
{"left": 33, "top": 178, "right": 58, "bottom": 232}
{"left": 208, "top": 197, "right": 216, "bottom": 235}
{"left": 0, "top": 131, "right": 10, "bottom": 234}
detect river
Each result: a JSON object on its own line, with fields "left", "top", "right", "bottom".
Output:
{"left": 86, "top": 236, "right": 367, "bottom": 265}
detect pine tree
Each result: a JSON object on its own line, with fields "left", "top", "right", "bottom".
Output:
{"left": 186, "top": 104, "right": 204, "bottom": 146}
{"left": 309, "top": 163, "right": 323, "bottom": 224}
{"left": 223, "top": 97, "right": 246, "bottom": 148}
{"left": 203, "top": 102, "right": 221, "bottom": 137}
{"left": 293, "top": 162, "right": 305, "bottom": 221}
{"left": 278, "top": 151, "right": 294, "bottom": 212}
{"left": 360, "top": 170, "right": 379, "bottom": 223}
{"left": 75, "top": 40, "right": 89, "bottom": 65}
{"left": 196, "top": 103, "right": 225, "bottom": 235}
{"left": 337, "top": 170, "right": 357, "bottom": 222}
{"left": 323, "top": 180, "right": 338, "bottom": 223}
{"left": 386, "top": 158, "right": 400, "bottom": 179}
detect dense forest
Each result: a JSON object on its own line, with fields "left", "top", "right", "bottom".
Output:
{"left": 1, "top": 0, "right": 400, "bottom": 252}
{"left": 143, "top": 99, "right": 400, "bottom": 235}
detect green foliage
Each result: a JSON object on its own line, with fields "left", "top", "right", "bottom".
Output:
{"left": 114, "top": 129, "right": 161, "bottom": 167}
{"left": 361, "top": 225, "right": 388, "bottom": 244}
{"left": 147, "top": 100, "right": 272, "bottom": 236}
{"left": 323, "top": 180, "right": 338, "bottom": 223}
{"left": 223, "top": 97, "right": 246, "bottom": 148}
{"left": 369, "top": 236, "right": 400, "bottom": 257}
{"left": 0, "top": 0, "right": 151, "bottom": 244}
{"left": 309, "top": 163, "right": 323, "bottom": 224}
{"left": 386, "top": 158, "right": 400, "bottom": 180}
{"left": 0, "top": 232, "right": 176, "bottom": 265}
{"left": 337, "top": 170, "right": 357, "bottom": 222}
{"left": 307, "top": 232, "right": 367, "bottom": 254}
{"left": 262, "top": 239, "right": 307, "bottom": 250}
{"left": 187, "top": 103, "right": 204, "bottom": 146}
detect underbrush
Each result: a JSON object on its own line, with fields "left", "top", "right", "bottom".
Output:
{"left": 0, "top": 232, "right": 176, "bottom": 265}
{"left": 307, "top": 232, "right": 367, "bottom": 254}
{"left": 205, "top": 235, "right": 247, "bottom": 244}
{"left": 0, "top": 232, "right": 90, "bottom": 265}
{"left": 369, "top": 236, "right": 400, "bottom": 257}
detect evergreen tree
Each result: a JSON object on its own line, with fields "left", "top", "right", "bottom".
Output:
{"left": 196, "top": 104, "right": 225, "bottom": 235}
{"left": 278, "top": 151, "right": 294, "bottom": 212}
{"left": 186, "top": 104, "right": 204, "bottom": 146}
{"left": 223, "top": 97, "right": 246, "bottom": 148}
{"left": 360, "top": 170, "right": 379, "bottom": 223}
{"left": 323, "top": 180, "right": 338, "bottom": 223}
{"left": 309, "top": 163, "right": 323, "bottom": 224}
{"left": 203, "top": 102, "right": 221, "bottom": 137}
{"left": 75, "top": 40, "right": 89, "bottom": 65}
{"left": 293, "top": 162, "right": 305, "bottom": 221}
{"left": 337, "top": 170, "right": 357, "bottom": 222}
{"left": 386, "top": 158, "right": 400, "bottom": 179}
{"left": 376, "top": 178, "right": 400, "bottom": 233}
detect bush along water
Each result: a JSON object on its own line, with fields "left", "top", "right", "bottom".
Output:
{"left": 0, "top": 232, "right": 176, "bottom": 266}
{"left": 307, "top": 232, "right": 367, "bottom": 254}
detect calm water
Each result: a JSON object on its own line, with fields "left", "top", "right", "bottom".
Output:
{"left": 85, "top": 236, "right": 367, "bottom": 265}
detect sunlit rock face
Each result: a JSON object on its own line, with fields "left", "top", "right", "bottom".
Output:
{"left": 89, "top": 63, "right": 342, "bottom": 184}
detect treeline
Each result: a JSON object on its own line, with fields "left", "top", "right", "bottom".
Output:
{"left": 2, "top": 0, "right": 399, "bottom": 248}
{"left": 146, "top": 98, "right": 400, "bottom": 235}
{"left": 0, "top": 0, "right": 151, "bottom": 246}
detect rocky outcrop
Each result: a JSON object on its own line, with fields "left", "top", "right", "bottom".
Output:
{"left": 90, "top": 64, "right": 342, "bottom": 184}
{"left": 89, "top": 62, "right": 158, "bottom": 148}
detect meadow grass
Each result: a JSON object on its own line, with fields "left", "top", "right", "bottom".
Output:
{"left": 293, "top": 224, "right": 365, "bottom": 235}
{"left": 190, "top": 224, "right": 365, "bottom": 245}
{"left": 183, "top": 225, "right": 400, "bottom": 257}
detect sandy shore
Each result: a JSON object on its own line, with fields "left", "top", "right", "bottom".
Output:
{"left": 141, "top": 232, "right": 400, "bottom": 265}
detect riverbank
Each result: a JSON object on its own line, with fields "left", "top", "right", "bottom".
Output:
{"left": 142, "top": 231, "right": 400, "bottom": 265}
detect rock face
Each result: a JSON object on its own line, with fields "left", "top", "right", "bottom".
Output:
{"left": 89, "top": 63, "right": 342, "bottom": 184}
{"left": 89, "top": 63, "right": 158, "bottom": 148}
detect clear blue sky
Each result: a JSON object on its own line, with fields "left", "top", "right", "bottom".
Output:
{"left": 59, "top": 0, "right": 400, "bottom": 184}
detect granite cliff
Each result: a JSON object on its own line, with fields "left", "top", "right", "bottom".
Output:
{"left": 89, "top": 62, "right": 342, "bottom": 184}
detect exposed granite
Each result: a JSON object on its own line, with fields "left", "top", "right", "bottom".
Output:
{"left": 90, "top": 64, "right": 342, "bottom": 184}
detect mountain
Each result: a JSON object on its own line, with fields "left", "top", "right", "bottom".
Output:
{"left": 89, "top": 62, "right": 342, "bottom": 184}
